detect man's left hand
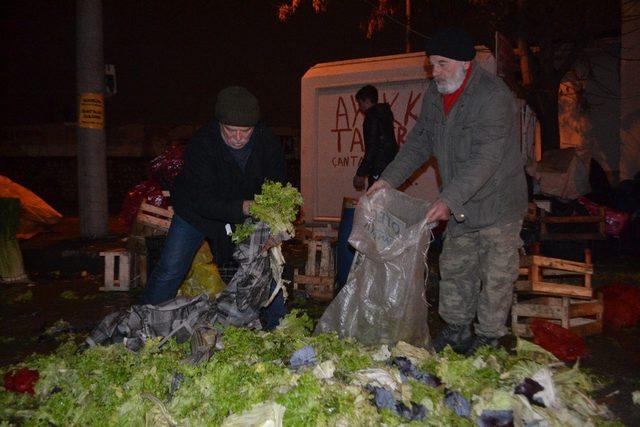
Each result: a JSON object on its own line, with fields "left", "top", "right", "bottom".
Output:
{"left": 260, "top": 236, "right": 278, "bottom": 254}
{"left": 353, "top": 175, "right": 366, "bottom": 191}
{"left": 426, "top": 198, "right": 451, "bottom": 223}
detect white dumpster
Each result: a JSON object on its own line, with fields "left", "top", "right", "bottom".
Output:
{"left": 300, "top": 49, "right": 497, "bottom": 221}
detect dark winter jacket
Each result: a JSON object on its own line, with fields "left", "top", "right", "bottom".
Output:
{"left": 381, "top": 63, "right": 527, "bottom": 236}
{"left": 171, "top": 120, "right": 285, "bottom": 264}
{"left": 356, "top": 103, "right": 398, "bottom": 178}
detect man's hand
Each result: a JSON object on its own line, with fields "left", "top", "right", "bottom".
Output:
{"left": 366, "top": 179, "right": 391, "bottom": 196}
{"left": 242, "top": 200, "right": 253, "bottom": 216}
{"left": 260, "top": 236, "right": 278, "bottom": 254}
{"left": 425, "top": 198, "right": 451, "bottom": 223}
{"left": 353, "top": 175, "right": 366, "bottom": 191}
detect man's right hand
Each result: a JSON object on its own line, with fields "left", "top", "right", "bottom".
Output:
{"left": 366, "top": 179, "right": 390, "bottom": 196}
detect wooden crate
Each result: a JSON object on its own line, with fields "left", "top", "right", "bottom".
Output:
{"left": 516, "top": 251, "right": 593, "bottom": 299}
{"left": 293, "top": 234, "right": 336, "bottom": 301}
{"left": 127, "top": 192, "right": 173, "bottom": 287}
{"left": 512, "top": 293, "right": 603, "bottom": 337}
{"left": 295, "top": 223, "right": 339, "bottom": 241}
{"left": 303, "top": 239, "right": 335, "bottom": 276}
{"left": 100, "top": 249, "right": 131, "bottom": 291}
{"left": 293, "top": 269, "right": 335, "bottom": 301}
{"left": 539, "top": 207, "right": 606, "bottom": 241}
{"left": 136, "top": 201, "right": 174, "bottom": 233}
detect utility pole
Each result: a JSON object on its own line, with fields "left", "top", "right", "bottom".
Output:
{"left": 76, "top": 0, "right": 108, "bottom": 238}
{"left": 405, "top": 0, "right": 412, "bottom": 53}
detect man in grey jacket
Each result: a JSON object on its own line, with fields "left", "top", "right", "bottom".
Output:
{"left": 368, "top": 27, "right": 527, "bottom": 354}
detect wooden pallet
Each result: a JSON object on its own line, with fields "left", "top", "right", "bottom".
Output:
{"left": 303, "top": 239, "right": 334, "bottom": 276}
{"left": 293, "top": 232, "right": 336, "bottom": 301}
{"left": 293, "top": 269, "right": 335, "bottom": 301}
{"left": 539, "top": 207, "right": 606, "bottom": 241}
{"left": 100, "top": 249, "right": 131, "bottom": 291}
{"left": 295, "top": 223, "right": 339, "bottom": 241}
{"left": 516, "top": 251, "right": 593, "bottom": 299}
{"left": 512, "top": 293, "right": 603, "bottom": 337}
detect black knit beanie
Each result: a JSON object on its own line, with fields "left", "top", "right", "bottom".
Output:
{"left": 214, "top": 86, "right": 261, "bottom": 126}
{"left": 425, "top": 27, "right": 476, "bottom": 61}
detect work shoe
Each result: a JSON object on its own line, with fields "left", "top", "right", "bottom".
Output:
{"left": 432, "top": 323, "right": 473, "bottom": 354}
{"left": 464, "top": 334, "right": 499, "bottom": 356}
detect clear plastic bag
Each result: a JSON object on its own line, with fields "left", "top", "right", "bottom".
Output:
{"left": 315, "top": 188, "right": 434, "bottom": 347}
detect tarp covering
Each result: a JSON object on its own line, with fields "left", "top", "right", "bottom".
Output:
{"left": 0, "top": 176, "right": 62, "bottom": 239}
{"left": 532, "top": 148, "right": 591, "bottom": 200}
{"left": 87, "top": 222, "right": 287, "bottom": 351}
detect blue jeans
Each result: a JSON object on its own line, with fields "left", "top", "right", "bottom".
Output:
{"left": 262, "top": 281, "right": 287, "bottom": 331}
{"left": 141, "top": 214, "right": 204, "bottom": 305}
{"left": 140, "top": 214, "right": 286, "bottom": 328}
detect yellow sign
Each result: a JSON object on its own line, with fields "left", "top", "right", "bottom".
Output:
{"left": 78, "top": 92, "right": 104, "bottom": 129}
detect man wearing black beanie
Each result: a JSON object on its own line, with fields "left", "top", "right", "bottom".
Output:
{"left": 368, "top": 27, "right": 527, "bottom": 355}
{"left": 141, "top": 86, "right": 287, "bottom": 330}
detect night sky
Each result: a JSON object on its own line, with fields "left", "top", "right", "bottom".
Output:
{"left": 2, "top": 1, "right": 414, "bottom": 128}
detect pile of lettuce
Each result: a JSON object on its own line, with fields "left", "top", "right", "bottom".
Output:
{"left": 231, "top": 181, "right": 303, "bottom": 244}
{"left": 0, "top": 311, "right": 620, "bottom": 426}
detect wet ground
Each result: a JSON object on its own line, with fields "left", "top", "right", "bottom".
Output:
{"left": 1, "top": 218, "right": 639, "bottom": 425}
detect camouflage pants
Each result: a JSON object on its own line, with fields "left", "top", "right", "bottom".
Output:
{"left": 438, "top": 220, "right": 523, "bottom": 338}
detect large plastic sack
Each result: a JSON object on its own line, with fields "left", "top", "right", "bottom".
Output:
{"left": 0, "top": 197, "right": 29, "bottom": 284}
{"left": 598, "top": 284, "right": 640, "bottom": 330}
{"left": 212, "top": 222, "right": 288, "bottom": 328}
{"left": 530, "top": 319, "right": 587, "bottom": 362}
{"left": 86, "top": 294, "right": 214, "bottom": 351}
{"left": 577, "top": 196, "right": 630, "bottom": 237}
{"left": 315, "top": 188, "right": 433, "bottom": 347}
{"left": 0, "top": 175, "right": 62, "bottom": 239}
{"left": 87, "top": 222, "right": 289, "bottom": 354}
{"left": 178, "top": 242, "right": 226, "bottom": 299}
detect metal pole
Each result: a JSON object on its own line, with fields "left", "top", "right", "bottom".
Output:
{"left": 76, "top": 0, "right": 108, "bottom": 238}
{"left": 405, "top": 0, "right": 412, "bottom": 53}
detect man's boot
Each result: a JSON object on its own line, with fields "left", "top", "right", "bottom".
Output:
{"left": 432, "top": 323, "right": 473, "bottom": 354}
{"left": 465, "top": 334, "right": 499, "bottom": 356}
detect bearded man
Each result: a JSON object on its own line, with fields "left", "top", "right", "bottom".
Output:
{"left": 367, "top": 28, "right": 527, "bottom": 354}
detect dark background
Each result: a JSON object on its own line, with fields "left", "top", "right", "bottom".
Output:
{"left": 1, "top": 1, "right": 418, "bottom": 129}
{"left": 1, "top": 1, "right": 429, "bottom": 214}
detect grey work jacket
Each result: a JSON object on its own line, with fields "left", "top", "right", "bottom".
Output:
{"left": 381, "top": 63, "right": 527, "bottom": 236}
